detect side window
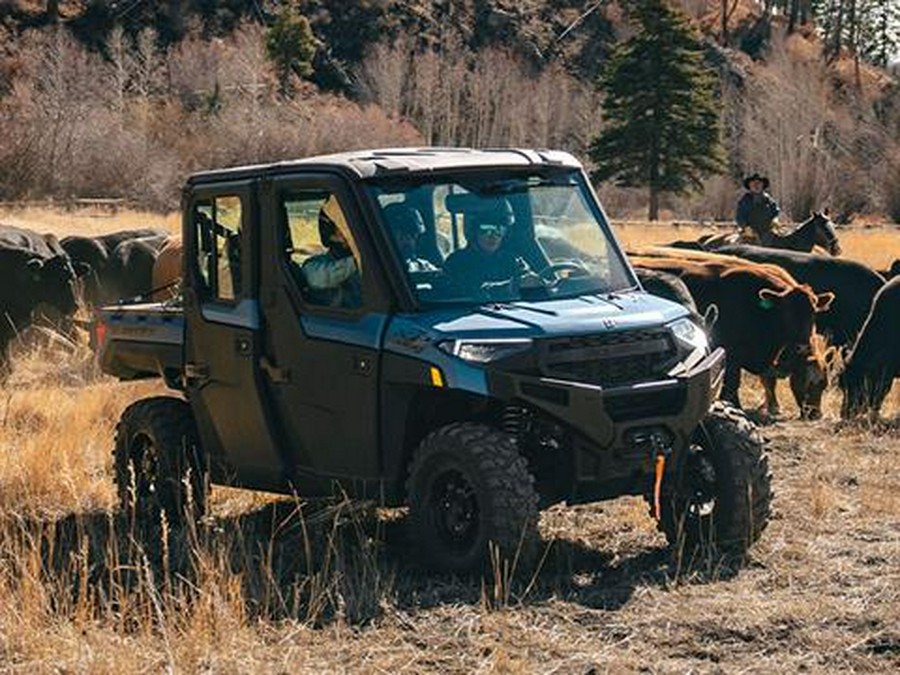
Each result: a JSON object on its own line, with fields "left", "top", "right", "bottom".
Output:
{"left": 279, "top": 190, "right": 363, "bottom": 310}
{"left": 193, "top": 196, "right": 242, "bottom": 302}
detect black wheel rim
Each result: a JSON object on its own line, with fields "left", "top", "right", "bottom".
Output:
{"left": 680, "top": 431, "right": 719, "bottom": 523}
{"left": 429, "top": 469, "right": 481, "bottom": 554}
{"left": 130, "top": 432, "right": 161, "bottom": 516}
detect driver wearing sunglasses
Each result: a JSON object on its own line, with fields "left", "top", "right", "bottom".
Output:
{"left": 443, "top": 199, "right": 538, "bottom": 299}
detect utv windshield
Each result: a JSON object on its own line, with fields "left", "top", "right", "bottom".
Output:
{"left": 365, "top": 169, "right": 635, "bottom": 306}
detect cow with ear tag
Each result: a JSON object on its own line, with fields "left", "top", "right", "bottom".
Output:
{"left": 629, "top": 248, "right": 835, "bottom": 419}
{"left": 0, "top": 249, "right": 81, "bottom": 380}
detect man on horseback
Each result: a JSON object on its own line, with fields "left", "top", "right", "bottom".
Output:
{"left": 736, "top": 172, "right": 781, "bottom": 245}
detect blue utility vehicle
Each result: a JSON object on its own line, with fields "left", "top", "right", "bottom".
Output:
{"left": 95, "top": 149, "right": 771, "bottom": 571}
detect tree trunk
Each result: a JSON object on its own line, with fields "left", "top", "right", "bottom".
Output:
{"left": 829, "top": 0, "right": 846, "bottom": 63}
{"left": 721, "top": 0, "right": 728, "bottom": 45}
{"left": 721, "top": 0, "right": 740, "bottom": 46}
{"left": 649, "top": 186, "right": 660, "bottom": 221}
{"left": 848, "top": 0, "right": 861, "bottom": 89}
{"left": 47, "top": 0, "right": 59, "bottom": 23}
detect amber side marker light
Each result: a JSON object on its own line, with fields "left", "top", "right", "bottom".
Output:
{"left": 93, "top": 319, "right": 107, "bottom": 352}
{"left": 429, "top": 366, "right": 444, "bottom": 388}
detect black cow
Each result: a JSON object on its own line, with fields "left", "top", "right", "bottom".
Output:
{"left": 0, "top": 248, "right": 81, "bottom": 379}
{"left": 0, "top": 224, "right": 90, "bottom": 333}
{"left": 61, "top": 229, "right": 167, "bottom": 304}
{"left": 634, "top": 267, "right": 699, "bottom": 314}
{"left": 0, "top": 223, "right": 69, "bottom": 258}
{"left": 840, "top": 276, "right": 900, "bottom": 418}
{"left": 103, "top": 237, "right": 165, "bottom": 303}
{"left": 716, "top": 244, "right": 885, "bottom": 349}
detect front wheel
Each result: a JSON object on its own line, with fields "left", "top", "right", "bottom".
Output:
{"left": 652, "top": 402, "right": 773, "bottom": 561}
{"left": 114, "top": 396, "right": 207, "bottom": 528}
{"left": 406, "top": 423, "right": 540, "bottom": 573}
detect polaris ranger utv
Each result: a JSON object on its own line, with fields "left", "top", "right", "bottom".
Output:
{"left": 94, "top": 148, "right": 771, "bottom": 572}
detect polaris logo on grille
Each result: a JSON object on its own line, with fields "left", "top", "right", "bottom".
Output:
{"left": 602, "top": 318, "right": 617, "bottom": 329}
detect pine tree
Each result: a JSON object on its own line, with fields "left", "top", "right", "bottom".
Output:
{"left": 859, "top": 0, "right": 900, "bottom": 68}
{"left": 589, "top": 0, "right": 725, "bottom": 221}
{"left": 266, "top": 4, "right": 317, "bottom": 97}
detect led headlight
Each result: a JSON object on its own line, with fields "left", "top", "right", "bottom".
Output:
{"left": 438, "top": 338, "right": 533, "bottom": 363}
{"left": 668, "top": 317, "right": 709, "bottom": 353}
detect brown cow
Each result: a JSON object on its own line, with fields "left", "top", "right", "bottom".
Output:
{"left": 151, "top": 235, "right": 182, "bottom": 302}
{"left": 629, "top": 248, "right": 835, "bottom": 419}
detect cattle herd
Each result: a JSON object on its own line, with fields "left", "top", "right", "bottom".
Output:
{"left": 0, "top": 221, "right": 898, "bottom": 423}
{"left": 0, "top": 224, "right": 178, "bottom": 378}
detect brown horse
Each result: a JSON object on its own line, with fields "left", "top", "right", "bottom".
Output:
{"left": 673, "top": 212, "right": 842, "bottom": 256}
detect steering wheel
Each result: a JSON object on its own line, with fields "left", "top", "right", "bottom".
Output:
{"left": 536, "top": 261, "right": 592, "bottom": 282}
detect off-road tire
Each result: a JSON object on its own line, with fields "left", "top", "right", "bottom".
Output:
{"left": 653, "top": 401, "right": 772, "bottom": 561}
{"left": 114, "top": 396, "right": 207, "bottom": 527}
{"left": 406, "top": 422, "right": 540, "bottom": 573}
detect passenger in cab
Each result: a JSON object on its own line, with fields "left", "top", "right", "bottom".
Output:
{"left": 301, "top": 196, "right": 362, "bottom": 308}
{"left": 383, "top": 203, "right": 437, "bottom": 273}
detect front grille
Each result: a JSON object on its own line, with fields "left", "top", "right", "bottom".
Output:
{"left": 539, "top": 329, "right": 676, "bottom": 387}
{"left": 603, "top": 387, "right": 686, "bottom": 422}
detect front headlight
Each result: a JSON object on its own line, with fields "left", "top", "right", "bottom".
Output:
{"left": 438, "top": 338, "right": 533, "bottom": 363}
{"left": 668, "top": 317, "right": 709, "bottom": 353}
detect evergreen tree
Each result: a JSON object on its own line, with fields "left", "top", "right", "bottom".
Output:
{"left": 860, "top": 0, "right": 900, "bottom": 68}
{"left": 266, "top": 4, "right": 317, "bottom": 96}
{"left": 589, "top": 0, "right": 725, "bottom": 221}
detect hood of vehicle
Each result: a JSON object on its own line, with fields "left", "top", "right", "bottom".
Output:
{"left": 386, "top": 291, "right": 690, "bottom": 353}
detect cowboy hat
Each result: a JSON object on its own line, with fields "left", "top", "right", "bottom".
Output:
{"left": 743, "top": 172, "right": 770, "bottom": 189}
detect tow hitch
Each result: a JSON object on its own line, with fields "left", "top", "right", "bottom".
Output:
{"left": 653, "top": 445, "right": 669, "bottom": 522}
{"left": 626, "top": 428, "right": 674, "bottom": 521}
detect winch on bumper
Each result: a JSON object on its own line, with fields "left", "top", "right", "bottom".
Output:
{"left": 486, "top": 347, "right": 726, "bottom": 502}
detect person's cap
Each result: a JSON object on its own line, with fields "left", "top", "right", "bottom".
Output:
{"left": 743, "top": 172, "right": 770, "bottom": 189}
{"left": 383, "top": 203, "right": 425, "bottom": 237}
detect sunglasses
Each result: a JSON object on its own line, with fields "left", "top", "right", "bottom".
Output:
{"left": 477, "top": 223, "right": 507, "bottom": 237}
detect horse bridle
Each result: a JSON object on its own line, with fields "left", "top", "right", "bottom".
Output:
{"left": 818, "top": 217, "right": 841, "bottom": 255}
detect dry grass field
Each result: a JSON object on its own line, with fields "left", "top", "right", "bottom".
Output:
{"left": 0, "top": 207, "right": 898, "bottom": 673}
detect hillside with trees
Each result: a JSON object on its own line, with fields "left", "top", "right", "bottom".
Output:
{"left": 0, "top": 0, "right": 898, "bottom": 221}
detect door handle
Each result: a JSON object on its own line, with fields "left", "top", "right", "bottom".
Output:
{"left": 235, "top": 337, "right": 252, "bottom": 356}
{"left": 352, "top": 355, "right": 373, "bottom": 377}
{"left": 261, "top": 356, "right": 291, "bottom": 383}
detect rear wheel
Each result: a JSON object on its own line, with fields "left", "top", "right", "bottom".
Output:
{"left": 653, "top": 402, "right": 772, "bottom": 561}
{"left": 114, "top": 396, "right": 207, "bottom": 527}
{"left": 406, "top": 422, "right": 540, "bottom": 573}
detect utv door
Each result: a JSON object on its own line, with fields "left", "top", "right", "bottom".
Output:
{"left": 183, "top": 183, "right": 286, "bottom": 490}
{"left": 258, "top": 174, "right": 389, "bottom": 487}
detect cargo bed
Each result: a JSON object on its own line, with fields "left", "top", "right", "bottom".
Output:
{"left": 93, "top": 302, "right": 184, "bottom": 384}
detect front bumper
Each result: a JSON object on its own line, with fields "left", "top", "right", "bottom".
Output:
{"left": 486, "top": 347, "right": 726, "bottom": 496}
